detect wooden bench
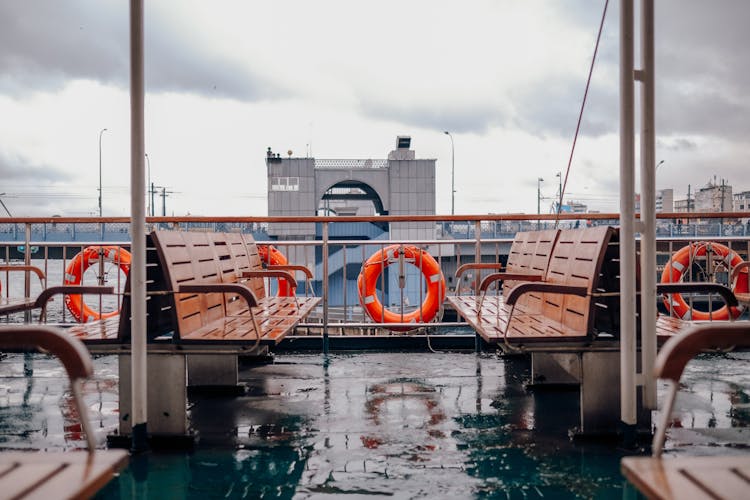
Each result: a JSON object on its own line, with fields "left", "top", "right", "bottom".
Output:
{"left": 151, "top": 230, "right": 320, "bottom": 346}
{"left": 62, "top": 230, "right": 320, "bottom": 347}
{"left": 621, "top": 322, "right": 750, "bottom": 499}
{"left": 0, "top": 325, "right": 129, "bottom": 498}
{"left": 448, "top": 226, "right": 618, "bottom": 348}
{"left": 56, "top": 230, "right": 320, "bottom": 439}
{"left": 449, "top": 227, "right": 740, "bottom": 348}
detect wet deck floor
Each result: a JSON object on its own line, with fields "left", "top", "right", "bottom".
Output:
{"left": 1, "top": 350, "right": 748, "bottom": 498}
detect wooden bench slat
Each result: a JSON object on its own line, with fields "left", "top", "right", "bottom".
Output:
{"left": 18, "top": 452, "right": 129, "bottom": 500}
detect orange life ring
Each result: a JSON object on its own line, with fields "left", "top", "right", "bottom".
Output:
{"left": 64, "top": 245, "right": 131, "bottom": 323}
{"left": 660, "top": 242, "right": 747, "bottom": 320}
{"left": 257, "top": 244, "right": 292, "bottom": 296}
{"left": 357, "top": 245, "right": 446, "bottom": 332}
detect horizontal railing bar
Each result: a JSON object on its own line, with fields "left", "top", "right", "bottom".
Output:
{"left": 1, "top": 211, "right": 749, "bottom": 224}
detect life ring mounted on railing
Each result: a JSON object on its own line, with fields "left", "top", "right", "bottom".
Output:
{"left": 357, "top": 244, "right": 446, "bottom": 332}
{"left": 257, "top": 244, "right": 292, "bottom": 296}
{"left": 64, "top": 245, "right": 131, "bottom": 323}
{"left": 660, "top": 241, "right": 747, "bottom": 320}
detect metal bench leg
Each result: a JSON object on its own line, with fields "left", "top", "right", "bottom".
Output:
{"left": 579, "top": 351, "right": 620, "bottom": 435}
{"left": 530, "top": 353, "right": 581, "bottom": 385}
{"left": 118, "top": 353, "right": 188, "bottom": 436}
{"left": 187, "top": 354, "right": 239, "bottom": 387}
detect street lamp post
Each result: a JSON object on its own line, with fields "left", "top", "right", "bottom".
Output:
{"left": 537, "top": 178, "right": 544, "bottom": 228}
{"left": 444, "top": 131, "right": 455, "bottom": 215}
{"left": 98, "top": 128, "right": 108, "bottom": 217}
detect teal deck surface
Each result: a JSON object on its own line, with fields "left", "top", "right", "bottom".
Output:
{"left": 1, "top": 350, "right": 748, "bottom": 499}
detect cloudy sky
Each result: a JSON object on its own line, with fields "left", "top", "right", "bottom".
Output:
{"left": 1, "top": 1, "right": 748, "bottom": 217}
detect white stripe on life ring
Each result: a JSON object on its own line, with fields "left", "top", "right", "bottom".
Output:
{"left": 430, "top": 273, "right": 441, "bottom": 283}
{"left": 671, "top": 261, "right": 685, "bottom": 273}
{"left": 364, "top": 295, "right": 376, "bottom": 304}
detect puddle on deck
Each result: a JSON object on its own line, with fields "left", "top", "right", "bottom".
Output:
{"left": 1, "top": 350, "right": 748, "bottom": 499}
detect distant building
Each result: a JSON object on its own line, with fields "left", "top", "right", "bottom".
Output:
{"left": 656, "top": 189, "right": 674, "bottom": 212}
{"left": 266, "top": 136, "right": 436, "bottom": 242}
{"left": 695, "top": 180, "right": 732, "bottom": 212}
{"left": 733, "top": 190, "right": 750, "bottom": 212}
{"left": 674, "top": 198, "right": 694, "bottom": 212}
{"left": 635, "top": 189, "right": 673, "bottom": 213}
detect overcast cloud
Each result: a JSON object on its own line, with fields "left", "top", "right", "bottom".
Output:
{"left": 1, "top": 1, "right": 748, "bottom": 216}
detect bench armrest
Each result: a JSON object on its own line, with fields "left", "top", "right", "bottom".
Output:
{"left": 0, "top": 325, "right": 98, "bottom": 452}
{"left": 241, "top": 270, "right": 297, "bottom": 289}
{"left": 505, "top": 282, "right": 588, "bottom": 306}
{"left": 0, "top": 264, "right": 46, "bottom": 283}
{"left": 0, "top": 325, "right": 93, "bottom": 380}
{"left": 657, "top": 282, "right": 738, "bottom": 308}
{"left": 656, "top": 322, "right": 750, "bottom": 383}
{"left": 267, "top": 265, "right": 313, "bottom": 280}
{"left": 651, "top": 322, "right": 750, "bottom": 456}
{"left": 731, "top": 261, "right": 749, "bottom": 284}
{"left": 455, "top": 263, "right": 503, "bottom": 282}
{"left": 33, "top": 286, "right": 115, "bottom": 309}
{"left": 179, "top": 283, "right": 259, "bottom": 308}
{"left": 478, "top": 272, "right": 544, "bottom": 294}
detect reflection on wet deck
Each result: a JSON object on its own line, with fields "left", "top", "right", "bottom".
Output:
{"left": 1, "top": 350, "right": 748, "bottom": 498}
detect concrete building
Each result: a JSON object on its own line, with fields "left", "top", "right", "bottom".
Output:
{"left": 674, "top": 198, "right": 695, "bottom": 212}
{"left": 266, "top": 136, "right": 435, "bottom": 242}
{"left": 734, "top": 191, "right": 750, "bottom": 212}
{"left": 694, "top": 180, "right": 732, "bottom": 212}
{"left": 656, "top": 189, "right": 674, "bottom": 212}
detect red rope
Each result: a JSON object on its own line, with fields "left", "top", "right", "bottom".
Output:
{"left": 555, "top": 0, "right": 609, "bottom": 226}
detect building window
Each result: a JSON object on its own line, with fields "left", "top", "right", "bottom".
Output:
{"left": 270, "top": 177, "right": 299, "bottom": 191}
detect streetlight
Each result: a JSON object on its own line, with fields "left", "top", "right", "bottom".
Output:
{"left": 98, "top": 128, "right": 108, "bottom": 217}
{"left": 537, "top": 178, "right": 544, "bottom": 228}
{"left": 444, "top": 131, "right": 455, "bottom": 215}
{"left": 656, "top": 159, "right": 665, "bottom": 170}
{"left": 145, "top": 152, "right": 152, "bottom": 217}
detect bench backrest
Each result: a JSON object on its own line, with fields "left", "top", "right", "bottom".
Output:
{"left": 209, "top": 231, "right": 267, "bottom": 316}
{"left": 151, "top": 230, "right": 228, "bottom": 337}
{"left": 533, "top": 226, "right": 616, "bottom": 333}
{"left": 502, "top": 229, "right": 560, "bottom": 300}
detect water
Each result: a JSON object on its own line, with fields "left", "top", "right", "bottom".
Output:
{"left": 3, "top": 350, "right": 747, "bottom": 498}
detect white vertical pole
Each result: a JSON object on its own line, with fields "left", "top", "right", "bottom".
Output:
{"left": 129, "top": 0, "right": 148, "bottom": 452}
{"left": 639, "top": 0, "right": 657, "bottom": 410}
{"left": 619, "top": 0, "right": 637, "bottom": 427}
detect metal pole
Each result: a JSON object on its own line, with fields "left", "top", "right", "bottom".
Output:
{"left": 322, "top": 222, "right": 329, "bottom": 354}
{"left": 129, "top": 0, "right": 148, "bottom": 452}
{"left": 145, "top": 153, "right": 151, "bottom": 217}
{"left": 98, "top": 128, "right": 107, "bottom": 217}
{"left": 639, "top": 0, "right": 657, "bottom": 411}
{"left": 619, "top": 0, "right": 637, "bottom": 429}
{"left": 537, "top": 178, "right": 544, "bottom": 229}
{"left": 444, "top": 131, "right": 455, "bottom": 215}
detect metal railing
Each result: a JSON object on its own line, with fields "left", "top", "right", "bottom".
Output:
{"left": 1, "top": 213, "right": 748, "bottom": 333}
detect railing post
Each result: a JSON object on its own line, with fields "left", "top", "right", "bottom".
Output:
{"left": 322, "top": 221, "right": 329, "bottom": 354}
{"left": 619, "top": 0, "right": 637, "bottom": 434}
{"left": 474, "top": 219, "right": 482, "bottom": 352}
{"left": 474, "top": 220, "right": 481, "bottom": 295}
{"left": 639, "top": 0, "right": 657, "bottom": 412}
{"left": 24, "top": 223, "right": 32, "bottom": 323}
